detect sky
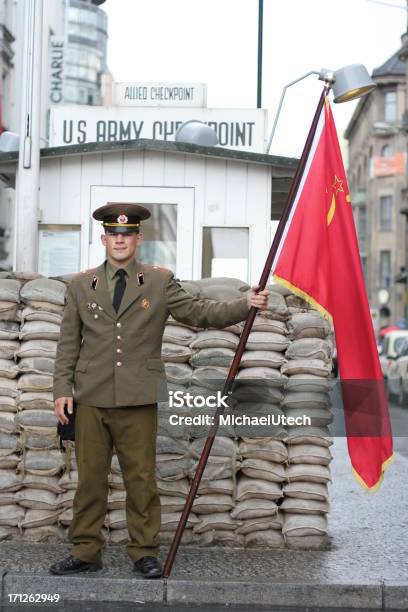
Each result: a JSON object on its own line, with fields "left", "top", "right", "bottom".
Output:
{"left": 104, "top": 0, "right": 406, "bottom": 158}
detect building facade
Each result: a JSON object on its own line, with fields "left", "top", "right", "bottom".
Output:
{"left": 345, "top": 51, "right": 407, "bottom": 325}
{"left": 0, "top": 0, "right": 107, "bottom": 271}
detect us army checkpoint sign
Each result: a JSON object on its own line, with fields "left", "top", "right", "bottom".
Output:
{"left": 49, "top": 106, "right": 267, "bottom": 152}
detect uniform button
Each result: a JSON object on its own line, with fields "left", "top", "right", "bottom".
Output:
{"left": 94, "top": 314, "right": 99, "bottom": 319}
{"left": 116, "top": 348, "right": 122, "bottom": 354}
{"left": 116, "top": 322, "right": 122, "bottom": 328}
{"left": 117, "top": 335, "right": 122, "bottom": 340}
{"left": 116, "top": 361, "right": 122, "bottom": 366}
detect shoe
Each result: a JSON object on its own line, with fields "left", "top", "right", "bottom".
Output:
{"left": 49, "top": 554, "right": 102, "bottom": 575}
{"left": 133, "top": 556, "right": 162, "bottom": 579}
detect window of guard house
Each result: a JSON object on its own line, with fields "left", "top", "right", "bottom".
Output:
{"left": 138, "top": 203, "right": 177, "bottom": 270}
{"left": 379, "top": 195, "right": 392, "bottom": 231}
{"left": 379, "top": 250, "right": 391, "bottom": 288}
{"left": 202, "top": 227, "right": 249, "bottom": 281}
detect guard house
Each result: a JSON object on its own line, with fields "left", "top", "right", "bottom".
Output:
{"left": 0, "top": 139, "right": 297, "bottom": 282}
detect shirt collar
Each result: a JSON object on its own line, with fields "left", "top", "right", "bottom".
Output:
{"left": 106, "top": 258, "right": 139, "bottom": 280}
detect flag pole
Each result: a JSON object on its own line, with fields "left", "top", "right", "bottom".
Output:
{"left": 162, "top": 84, "right": 331, "bottom": 579}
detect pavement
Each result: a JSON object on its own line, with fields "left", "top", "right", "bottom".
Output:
{"left": 0, "top": 436, "right": 407, "bottom": 611}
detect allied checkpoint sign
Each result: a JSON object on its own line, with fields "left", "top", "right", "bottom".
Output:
{"left": 49, "top": 106, "right": 267, "bottom": 152}
{"left": 113, "top": 81, "right": 207, "bottom": 107}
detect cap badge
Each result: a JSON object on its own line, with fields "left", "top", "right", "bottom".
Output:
{"left": 117, "top": 214, "right": 128, "bottom": 224}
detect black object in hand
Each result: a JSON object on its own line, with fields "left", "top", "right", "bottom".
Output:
{"left": 57, "top": 403, "right": 76, "bottom": 447}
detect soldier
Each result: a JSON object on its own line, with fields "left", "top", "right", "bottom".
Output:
{"left": 50, "top": 202, "right": 270, "bottom": 578}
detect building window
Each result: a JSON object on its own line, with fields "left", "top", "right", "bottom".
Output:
{"left": 358, "top": 205, "right": 367, "bottom": 239}
{"left": 381, "top": 144, "right": 392, "bottom": 158}
{"left": 361, "top": 255, "right": 367, "bottom": 284}
{"left": 379, "top": 195, "right": 392, "bottom": 231}
{"left": 384, "top": 91, "right": 397, "bottom": 122}
{"left": 202, "top": 227, "right": 249, "bottom": 281}
{"left": 379, "top": 250, "right": 391, "bottom": 288}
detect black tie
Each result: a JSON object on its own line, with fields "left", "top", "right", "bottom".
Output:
{"left": 113, "top": 269, "right": 127, "bottom": 312}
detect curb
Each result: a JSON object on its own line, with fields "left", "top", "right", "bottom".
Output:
{"left": 2, "top": 572, "right": 408, "bottom": 609}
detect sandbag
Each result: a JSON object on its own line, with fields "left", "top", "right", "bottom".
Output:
{"left": 0, "top": 359, "right": 18, "bottom": 379}
{"left": 197, "top": 478, "right": 234, "bottom": 496}
{"left": 19, "top": 508, "right": 60, "bottom": 528}
{"left": 285, "top": 374, "right": 333, "bottom": 393}
{"left": 240, "top": 350, "right": 287, "bottom": 369}
{"left": 15, "top": 340, "right": 58, "bottom": 359}
{"left": 0, "top": 504, "right": 25, "bottom": 526}
{"left": 193, "top": 512, "right": 240, "bottom": 533}
{"left": 190, "top": 330, "right": 239, "bottom": 350}
{"left": 17, "top": 357, "right": 55, "bottom": 375}
{"left": 107, "top": 489, "right": 126, "bottom": 510}
{"left": 283, "top": 407, "right": 333, "bottom": 428}
{"left": 238, "top": 439, "right": 287, "bottom": 463}
{"left": 163, "top": 325, "right": 197, "bottom": 346}
{"left": 15, "top": 410, "right": 58, "bottom": 431}
{"left": 246, "top": 332, "right": 290, "bottom": 352}
{"left": 189, "top": 436, "right": 236, "bottom": 459}
{"left": 19, "top": 321, "right": 60, "bottom": 341}
{"left": 252, "top": 316, "right": 288, "bottom": 334}
{"left": 189, "top": 347, "right": 234, "bottom": 368}
{"left": 21, "top": 525, "right": 65, "bottom": 542}
{"left": 286, "top": 338, "right": 332, "bottom": 362}
{"left": 281, "top": 359, "right": 332, "bottom": 377}
{"left": 160, "top": 496, "right": 187, "bottom": 513}
{"left": 286, "top": 463, "right": 331, "bottom": 484}
{"left": 287, "top": 444, "right": 332, "bottom": 466}
{"left": 235, "top": 476, "right": 283, "bottom": 502}
{"left": 0, "top": 378, "right": 18, "bottom": 397}
{"left": 193, "top": 494, "right": 234, "bottom": 514}
{"left": 164, "top": 363, "right": 192, "bottom": 385}
{"left": 240, "top": 459, "right": 285, "bottom": 483}
{"left": 282, "top": 513, "right": 328, "bottom": 536}
{"left": 236, "top": 515, "right": 283, "bottom": 534}
{"left": 280, "top": 497, "right": 329, "bottom": 515}
{"left": 21, "top": 307, "right": 62, "bottom": 325}
{"left": 0, "top": 340, "right": 19, "bottom": 360}
{"left": 287, "top": 313, "right": 331, "bottom": 340}
{"left": 161, "top": 343, "right": 192, "bottom": 363}
{"left": 191, "top": 366, "right": 230, "bottom": 390}
{"left": 0, "top": 321, "right": 19, "bottom": 340}
{"left": 20, "top": 278, "right": 66, "bottom": 305}
{"left": 285, "top": 426, "right": 333, "bottom": 447}
{"left": 0, "top": 412, "right": 17, "bottom": 434}
{"left": 236, "top": 367, "right": 287, "bottom": 387}
{"left": 161, "top": 511, "right": 199, "bottom": 531}
{"left": 23, "top": 474, "right": 62, "bottom": 494}
{"left": 281, "top": 391, "right": 331, "bottom": 410}
{"left": 17, "top": 374, "right": 53, "bottom": 392}
{"left": 0, "top": 432, "right": 20, "bottom": 455}
{"left": 15, "top": 488, "right": 59, "bottom": 510}
{"left": 156, "top": 478, "right": 190, "bottom": 498}
{"left": 199, "top": 530, "right": 245, "bottom": 547}
{"left": 0, "top": 396, "right": 17, "bottom": 412}
{"left": 18, "top": 450, "right": 65, "bottom": 476}
{"left": 0, "top": 280, "right": 21, "bottom": 302}
{"left": 231, "top": 498, "right": 278, "bottom": 520}
{"left": 245, "top": 529, "right": 285, "bottom": 548}
{"left": 0, "top": 470, "right": 23, "bottom": 492}
{"left": 283, "top": 481, "right": 329, "bottom": 502}
{"left": 18, "top": 392, "right": 54, "bottom": 410}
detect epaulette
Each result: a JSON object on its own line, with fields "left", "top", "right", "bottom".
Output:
{"left": 73, "top": 267, "right": 97, "bottom": 279}
{"left": 143, "top": 264, "right": 172, "bottom": 275}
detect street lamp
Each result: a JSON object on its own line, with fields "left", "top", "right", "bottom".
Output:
{"left": 265, "top": 63, "right": 376, "bottom": 153}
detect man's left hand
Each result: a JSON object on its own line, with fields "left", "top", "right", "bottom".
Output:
{"left": 246, "top": 286, "right": 270, "bottom": 311}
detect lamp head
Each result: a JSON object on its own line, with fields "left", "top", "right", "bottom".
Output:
{"left": 175, "top": 120, "right": 218, "bottom": 146}
{"left": 332, "top": 64, "right": 376, "bottom": 103}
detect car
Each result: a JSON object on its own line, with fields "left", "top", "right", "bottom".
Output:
{"left": 379, "top": 329, "right": 408, "bottom": 380}
{"left": 387, "top": 338, "right": 408, "bottom": 406}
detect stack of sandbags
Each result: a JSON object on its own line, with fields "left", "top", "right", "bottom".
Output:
{"left": 190, "top": 436, "right": 241, "bottom": 546}
{"left": 11, "top": 280, "right": 65, "bottom": 542}
{"left": 277, "top": 290, "right": 333, "bottom": 549}
{"left": 234, "top": 437, "right": 287, "bottom": 548}
{"left": 0, "top": 279, "right": 23, "bottom": 542}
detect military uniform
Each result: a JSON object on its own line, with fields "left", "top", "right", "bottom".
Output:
{"left": 53, "top": 206, "right": 250, "bottom": 566}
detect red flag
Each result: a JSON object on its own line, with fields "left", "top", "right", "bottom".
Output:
{"left": 272, "top": 95, "right": 393, "bottom": 490}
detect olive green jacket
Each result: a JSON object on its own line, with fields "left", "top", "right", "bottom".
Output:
{"left": 53, "top": 260, "right": 249, "bottom": 407}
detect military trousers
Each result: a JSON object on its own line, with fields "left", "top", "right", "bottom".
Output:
{"left": 68, "top": 403, "right": 161, "bottom": 564}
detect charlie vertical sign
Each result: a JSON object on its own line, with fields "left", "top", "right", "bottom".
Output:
{"left": 49, "top": 107, "right": 267, "bottom": 152}
{"left": 48, "top": 36, "right": 65, "bottom": 105}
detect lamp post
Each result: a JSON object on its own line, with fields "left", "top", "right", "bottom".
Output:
{"left": 265, "top": 64, "right": 376, "bottom": 154}
{"left": 13, "top": 0, "right": 44, "bottom": 272}
{"left": 163, "top": 63, "right": 377, "bottom": 579}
